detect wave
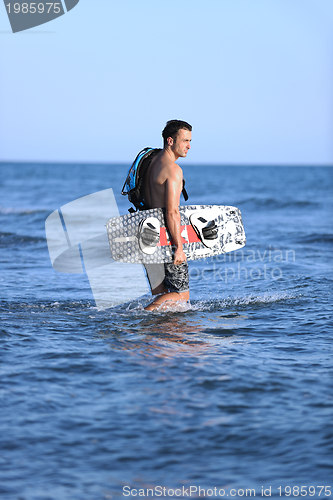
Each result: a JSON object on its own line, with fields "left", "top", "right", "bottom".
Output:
{"left": 189, "top": 291, "right": 300, "bottom": 312}
{"left": 0, "top": 206, "right": 49, "bottom": 215}
{"left": 295, "top": 233, "right": 333, "bottom": 244}
{"left": 0, "top": 231, "right": 46, "bottom": 245}
{"left": 239, "top": 197, "right": 320, "bottom": 209}
{"left": 1, "top": 291, "right": 300, "bottom": 318}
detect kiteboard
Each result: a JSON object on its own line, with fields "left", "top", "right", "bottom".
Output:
{"left": 106, "top": 205, "right": 246, "bottom": 264}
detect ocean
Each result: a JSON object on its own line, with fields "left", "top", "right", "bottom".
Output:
{"left": 0, "top": 163, "right": 332, "bottom": 500}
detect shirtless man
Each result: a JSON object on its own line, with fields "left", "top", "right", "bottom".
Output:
{"left": 143, "top": 120, "right": 192, "bottom": 311}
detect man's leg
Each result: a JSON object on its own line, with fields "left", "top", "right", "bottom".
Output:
{"left": 143, "top": 263, "right": 166, "bottom": 295}
{"left": 144, "top": 261, "right": 190, "bottom": 311}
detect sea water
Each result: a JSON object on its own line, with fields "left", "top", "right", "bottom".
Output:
{"left": 0, "top": 163, "right": 332, "bottom": 499}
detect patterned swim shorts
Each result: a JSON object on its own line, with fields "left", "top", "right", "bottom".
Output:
{"left": 164, "top": 261, "right": 189, "bottom": 293}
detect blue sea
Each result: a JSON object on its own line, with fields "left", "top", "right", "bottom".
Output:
{"left": 0, "top": 163, "right": 332, "bottom": 500}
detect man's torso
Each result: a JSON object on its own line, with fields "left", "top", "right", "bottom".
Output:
{"left": 143, "top": 150, "right": 182, "bottom": 210}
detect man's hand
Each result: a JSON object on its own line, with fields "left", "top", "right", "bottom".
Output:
{"left": 173, "top": 247, "right": 187, "bottom": 265}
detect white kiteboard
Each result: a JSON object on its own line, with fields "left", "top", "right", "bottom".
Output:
{"left": 106, "top": 205, "right": 246, "bottom": 264}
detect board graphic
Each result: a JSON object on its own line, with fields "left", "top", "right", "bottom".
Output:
{"left": 106, "top": 205, "right": 246, "bottom": 264}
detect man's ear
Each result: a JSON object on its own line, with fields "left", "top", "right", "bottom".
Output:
{"left": 167, "top": 137, "right": 174, "bottom": 147}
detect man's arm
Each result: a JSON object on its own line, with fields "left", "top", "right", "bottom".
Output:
{"left": 165, "top": 166, "right": 186, "bottom": 265}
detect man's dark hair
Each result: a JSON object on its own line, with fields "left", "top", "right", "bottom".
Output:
{"left": 162, "top": 120, "right": 192, "bottom": 147}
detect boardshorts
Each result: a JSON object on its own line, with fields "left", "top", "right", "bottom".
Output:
{"left": 164, "top": 261, "right": 189, "bottom": 293}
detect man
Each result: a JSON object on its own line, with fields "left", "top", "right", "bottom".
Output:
{"left": 143, "top": 120, "right": 192, "bottom": 311}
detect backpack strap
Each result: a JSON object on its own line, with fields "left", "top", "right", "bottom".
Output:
{"left": 182, "top": 179, "right": 188, "bottom": 202}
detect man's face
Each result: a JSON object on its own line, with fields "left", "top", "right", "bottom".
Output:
{"left": 171, "top": 128, "right": 192, "bottom": 158}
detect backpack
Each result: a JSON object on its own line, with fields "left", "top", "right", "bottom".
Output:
{"left": 121, "top": 147, "right": 188, "bottom": 212}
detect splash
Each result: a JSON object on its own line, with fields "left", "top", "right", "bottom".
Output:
{"left": 190, "top": 291, "right": 300, "bottom": 312}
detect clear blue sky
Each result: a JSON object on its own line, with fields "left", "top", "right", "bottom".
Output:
{"left": 0, "top": 0, "right": 332, "bottom": 165}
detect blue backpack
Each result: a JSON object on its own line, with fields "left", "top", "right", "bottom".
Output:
{"left": 121, "top": 147, "right": 188, "bottom": 212}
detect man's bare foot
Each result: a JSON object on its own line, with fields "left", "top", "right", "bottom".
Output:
{"left": 144, "top": 290, "right": 190, "bottom": 311}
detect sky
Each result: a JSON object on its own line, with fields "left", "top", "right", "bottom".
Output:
{"left": 0, "top": 0, "right": 332, "bottom": 165}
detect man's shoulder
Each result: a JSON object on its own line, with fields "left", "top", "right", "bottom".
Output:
{"left": 169, "top": 162, "right": 183, "bottom": 177}
{"left": 154, "top": 151, "right": 180, "bottom": 172}
{"left": 160, "top": 161, "right": 182, "bottom": 182}
{"left": 161, "top": 155, "right": 182, "bottom": 174}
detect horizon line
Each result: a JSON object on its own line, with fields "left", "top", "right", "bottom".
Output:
{"left": 1, "top": 160, "right": 332, "bottom": 168}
